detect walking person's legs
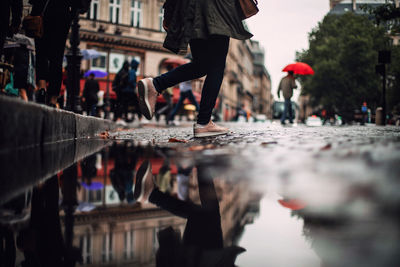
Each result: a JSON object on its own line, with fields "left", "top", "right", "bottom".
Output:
{"left": 46, "top": 13, "right": 72, "bottom": 107}
{"left": 137, "top": 38, "right": 210, "bottom": 120}
{"left": 281, "top": 99, "right": 289, "bottom": 124}
{"left": 287, "top": 99, "right": 293, "bottom": 123}
{"left": 195, "top": 36, "right": 229, "bottom": 125}
{"left": 0, "top": 0, "right": 11, "bottom": 60}
{"left": 34, "top": 36, "right": 50, "bottom": 104}
{"left": 168, "top": 92, "right": 187, "bottom": 122}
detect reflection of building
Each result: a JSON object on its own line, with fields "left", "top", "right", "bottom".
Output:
{"left": 62, "top": 151, "right": 261, "bottom": 266}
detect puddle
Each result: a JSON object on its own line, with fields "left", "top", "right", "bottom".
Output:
{"left": 0, "top": 138, "right": 400, "bottom": 267}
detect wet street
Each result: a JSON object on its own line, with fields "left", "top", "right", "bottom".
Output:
{"left": 1, "top": 122, "right": 400, "bottom": 267}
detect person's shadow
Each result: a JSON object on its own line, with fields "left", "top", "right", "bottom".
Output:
{"left": 134, "top": 161, "right": 245, "bottom": 267}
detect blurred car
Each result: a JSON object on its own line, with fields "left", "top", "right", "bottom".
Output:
{"left": 306, "top": 115, "right": 323, "bottom": 126}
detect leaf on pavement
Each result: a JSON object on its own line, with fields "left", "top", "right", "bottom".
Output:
{"left": 261, "top": 141, "right": 278, "bottom": 146}
{"left": 168, "top": 138, "right": 188, "bottom": 143}
{"left": 321, "top": 144, "right": 332, "bottom": 151}
{"left": 188, "top": 144, "right": 216, "bottom": 151}
{"left": 99, "top": 131, "right": 110, "bottom": 139}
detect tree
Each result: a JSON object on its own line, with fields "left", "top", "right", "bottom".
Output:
{"left": 296, "top": 12, "right": 390, "bottom": 122}
{"left": 361, "top": 0, "right": 400, "bottom": 118}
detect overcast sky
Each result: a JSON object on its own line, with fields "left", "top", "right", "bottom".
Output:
{"left": 246, "top": 0, "right": 330, "bottom": 100}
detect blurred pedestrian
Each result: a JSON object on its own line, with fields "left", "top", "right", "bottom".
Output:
{"left": 127, "top": 58, "right": 142, "bottom": 122}
{"left": 0, "top": 0, "right": 22, "bottom": 60}
{"left": 168, "top": 80, "right": 199, "bottom": 125}
{"left": 361, "top": 102, "right": 368, "bottom": 125}
{"left": 30, "top": 0, "right": 73, "bottom": 107}
{"left": 82, "top": 73, "right": 99, "bottom": 116}
{"left": 137, "top": 0, "right": 253, "bottom": 137}
{"left": 278, "top": 71, "right": 297, "bottom": 125}
{"left": 112, "top": 61, "right": 129, "bottom": 125}
{"left": 155, "top": 65, "right": 174, "bottom": 125}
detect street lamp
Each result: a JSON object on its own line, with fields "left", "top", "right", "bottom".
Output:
{"left": 65, "top": 9, "right": 83, "bottom": 113}
{"left": 65, "top": 2, "right": 91, "bottom": 113}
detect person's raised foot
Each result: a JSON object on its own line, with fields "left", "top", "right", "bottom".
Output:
{"left": 193, "top": 121, "right": 229, "bottom": 138}
{"left": 137, "top": 78, "right": 159, "bottom": 120}
{"left": 133, "top": 160, "right": 156, "bottom": 203}
{"left": 281, "top": 121, "right": 286, "bottom": 125}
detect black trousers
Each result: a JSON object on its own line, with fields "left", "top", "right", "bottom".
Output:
{"left": 153, "top": 35, "right": 230, "bottom": 125}
{"left": 35, "top": 10, "right": 72, "bottom": 98}
{"left": 149, "top": 168, "right": 223, "bottom": 250}
{"left": 0, "top": 0, "right": 11, "bottom": 58}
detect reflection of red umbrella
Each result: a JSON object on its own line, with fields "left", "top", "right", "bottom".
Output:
{"left": 278, "top": 199, "right": 307, "bottom": 210}
{"left": 283, "top": 62, "right": 314, "bottom": 75}
{"left": 163, "top": 58, "right": 189, "bottom": 66}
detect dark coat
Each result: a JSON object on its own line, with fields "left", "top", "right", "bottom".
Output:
{"left": 112, "top": 62, "right": 130, "bottom": 94}
{"left": 163, "top": 0, "right": 252, "bottom": 54}
{"left": 83, "top": 79, "right": 99, "bottom": 103}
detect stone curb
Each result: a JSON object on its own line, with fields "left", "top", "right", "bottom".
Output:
{"left": 0, "top": 95, "right": 117, "bottom": 151}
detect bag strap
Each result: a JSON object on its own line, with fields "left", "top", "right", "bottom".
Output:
{"left": 41, "top": 0, "right": 51, "bottom": 16}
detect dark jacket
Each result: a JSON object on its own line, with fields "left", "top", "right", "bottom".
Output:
{"left": 83, "top": 78, "right": 99, "bottom": 103}
{"left": 112, "top": 61, "right": 130, "bottom": 94}
{"left": 163, "top": 0, "right": 252, "bottom": 54}
{"left": 127, "top": 59, "right": 139, "bottom": 93}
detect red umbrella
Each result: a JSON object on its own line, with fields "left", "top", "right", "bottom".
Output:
{"left": 163, "top": 58, "right": 189, "bottom": 67}
{"left": 278, "top": 199, "right": 307, "bottom": 210}
{"left": 283, "top": 62, "right": 314, "bottom": 75}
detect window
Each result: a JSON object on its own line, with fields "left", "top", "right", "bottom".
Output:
{"left": 87, "top": 0, "right": 99, "bottom": 20}
{"left": 79, "top": 234, "right": 92, "bottom": 264}
{"left": 124, "top": 230, "right": 135, "bottom": 260}
{"left": 109, "top": 0, "right": 121, "bottom": 24}
{"left": 91, "top": 51, "right": 107, "bottom": 72}
{"left": 102, "top": 232, "right": 114, "bottom": 262}
{"left": 130, "top": 0, "right": 142, "bottom": 27}
{"left": 159, "top": 7, "right": 165, "bottom": 32}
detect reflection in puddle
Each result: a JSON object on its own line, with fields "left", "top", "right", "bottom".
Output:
{"left": 0, "top": 140, "right": 399, "bottom": 267}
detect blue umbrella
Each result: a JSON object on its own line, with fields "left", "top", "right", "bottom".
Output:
{"left": 84, "top": 70, "right": 108, "bottom": 78}
{"left": 81, "top": 49, "right": 101, "bottom": 60}
{"left": 81, "top": 181, "right": 104, "bottom": 190}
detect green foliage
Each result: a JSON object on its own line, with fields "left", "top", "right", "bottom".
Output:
{"left": 296, "top": 13, "right": 391, "bottom": 120}
{"left": 360, "top": 1, "right": 400, "bottom": 35}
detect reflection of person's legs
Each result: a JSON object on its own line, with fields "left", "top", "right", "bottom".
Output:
{"left": 196, "top": 36, "right": 229, "bottom": 125}
{"left": 187, "top": 90, "right": 200, "bottom": 111}
{"left": 183, "top": 165, "right": 223, "bottom": 249}
{"left": 149, "top": 188, "right": 202, "bottom": 219}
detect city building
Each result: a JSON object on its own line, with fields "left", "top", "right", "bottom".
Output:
{"left": 329, "top": 0, "right": 386, "bottom": 15}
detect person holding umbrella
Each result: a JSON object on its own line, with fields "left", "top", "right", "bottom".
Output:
{"left": 279, "top": 62, "right": 314, "bottom": 125}
{"left": 278, "top": 71, "right": 297, "bottom": 125}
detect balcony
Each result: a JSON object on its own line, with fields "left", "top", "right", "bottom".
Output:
{"left": 79, "top": 18, "right": 167, "bottom": 43}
